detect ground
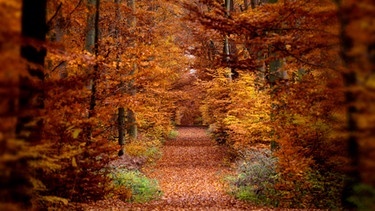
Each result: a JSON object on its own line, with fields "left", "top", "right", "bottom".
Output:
{"left": 80, "top": 126, "right": 271, "bottom": 210}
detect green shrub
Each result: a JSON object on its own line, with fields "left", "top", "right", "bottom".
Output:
{"left": 229, "top": 148, "right": 347, "bottom": 209}
{"left": 306, "top": 170, "right": 345, "bottom": 209}
{"left": 228, "top": 149, "right": 279, "bottom": 206}
{"left": 109, "top": 169, "right": 162, "bottom": 203}
{"left": 348, "top": 183, "right": 375, "bottom": 211}
{"left": 144, "top": 146, "right": 163, "bottom": 163}
{"left": 168, "top": 130, "right": 178, "bottom": 139}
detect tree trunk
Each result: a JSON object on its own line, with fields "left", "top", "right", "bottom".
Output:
{"left": 6, "top": 0, "right": 47, "bottom": 208}
{"left": 243, "top": 0, "right": 249, "bottom": 10}
{"left": 47, "top": 3, "right": 67, "bottom": 79}
{"left": 127, "top": 0, "right": 138, "bottom": 140}
{"left": 223, "top": 0, "right": 237, "bottom": 81}
{"left": 337, "top": 2, "right": 360, "bottom": 208}
{"left": 250, "top": 0, "right": 256, "bottom": 9}
{"left": 17, "top": 0, "right": 47, "bottom": 141}
{"left": 115, "top": 0, "right": 127, "bottom": 156}
{"left": 117, "top": 107, "right": 126, "bottom": 156}
{"left": 85, "top": 0, "right": 100, "bottom": 143}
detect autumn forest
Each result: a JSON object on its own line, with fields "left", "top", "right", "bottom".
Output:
{"left": 0, "top": 0, "right": 374, "bottom": 210}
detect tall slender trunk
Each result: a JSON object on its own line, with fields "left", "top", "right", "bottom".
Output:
{"left": 224, "top": 0, "right": 230, "bottom": 68}
{"left": 115, "top": 0, "right": 127, "bottom": 156}
{"left": 223, "top": 0, "right": 237, "bottom": 81}
{"left": 47, "top": 4, "right": 67, "bottom": 79}
{"left": 243, "top": 0, "right": 249, "bottom": 10}
{"left": 127, "top": 0, "right": 137, "bottom": 140}
{"left": 17, "top": 0, "right": 47, "bottom": 142}
{"left": 85, "top": 0, "right": 100, "bottom": 143}
{"left": 250, "top": 0, "right": 256, "bottom": 9}
{"left": 117, "top": 107, "right": 125, "bottom": 156}
{"left": 337, "top": 2, "right": 360, "bottom": 208}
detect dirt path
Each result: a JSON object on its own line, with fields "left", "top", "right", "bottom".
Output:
{"left": 133, "top": 126, "right": 261, "bottom": 210}
{"left": 141, "top": 126, "right": 259, "bottom": 210}
{"left": 82, "top": 126, "right": 264, "bottom": 210}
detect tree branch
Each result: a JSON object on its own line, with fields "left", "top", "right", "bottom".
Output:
{"left": 47, "top": 3, "right": 62, "bottom": 28}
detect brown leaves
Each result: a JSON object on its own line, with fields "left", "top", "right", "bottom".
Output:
{"left": 142, "top": 127, "right": 256, "bottom": 209}
{"left": 80, "top": 127, "right": 258, "bottom": 210}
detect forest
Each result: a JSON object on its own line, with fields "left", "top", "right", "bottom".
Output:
{"left": 0, "top": 0, "right": 374, "bottom": 210}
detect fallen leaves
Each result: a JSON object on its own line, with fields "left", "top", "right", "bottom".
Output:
{"left": 81, "top": 127, "right": 261, "bottom": 210}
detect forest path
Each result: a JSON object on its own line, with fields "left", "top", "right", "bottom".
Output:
{"left": 82, "top": 126, "right": 265, "bottom": 210}
{"left": 128, "top": 126, "right": 261, "bottom": 210}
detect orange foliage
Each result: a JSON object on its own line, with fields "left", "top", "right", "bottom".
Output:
{"left": 185, "top": 0, "right": 374, "bottom": 208}
{"left": 1, "top": 0, "right": 189, "bottom": 209}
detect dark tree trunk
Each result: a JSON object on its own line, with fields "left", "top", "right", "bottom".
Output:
{"left": 115, "top": 0, "right": 127, "bottom": 156}
{"left": 223, "top": 0, "right": 238, "bottom": 81}
{"left": 17, "top": 0, "right": 47, "bottom": 141}
{"left": 4, "top": 0, "right": 47, "bottom": 208}
{"left": 243, "top": 0, "right": 249, "bottom": 10}
{"left": 250, "top": 0, "right": 256, "bottom": 9}
{"left": 336, "top": 2, "right": 360, "bottom": 209}
{"left": 85, "top": 0, "right": 100, "bottom": 143}
{"left": 126, "top": 0, "right": 138, "bottom": 140}
{"left": 118, "top": 107, "right": 125, "bottom": 156}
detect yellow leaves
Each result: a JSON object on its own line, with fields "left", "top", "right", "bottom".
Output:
{"left": 72, "top": 129, "right": 82, "bottom": 139}
{"left": 39, "top": 196, "right": 69, "bottom": 206}
{"left": 72, "top": 157, "right": 78, "bottom": 168}
{"left": 30, "top": 177, "right": 47, "bottom": 191}
{"left": 202, "top": 72, "right": 272, "bottom": 148}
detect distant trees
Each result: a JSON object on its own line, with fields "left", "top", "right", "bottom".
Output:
{"left": 1, "top": 0, "right": 373, "bottom": 209}
{"left": 0, "top": 0, "right": 189, "bottom": 209}
{"left": 335, "top": 0, "right": 375, "bottom": 208}
{"left": 184, "top": 0, "right": 374, "bottom": 209}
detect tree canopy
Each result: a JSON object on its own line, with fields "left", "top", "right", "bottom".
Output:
{"left": 0, "top": 0, "right": 374, "bottom": 210}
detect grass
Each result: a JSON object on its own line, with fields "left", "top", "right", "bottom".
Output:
{"left": 109, "top": 168, "right": 162, "bottom": 203}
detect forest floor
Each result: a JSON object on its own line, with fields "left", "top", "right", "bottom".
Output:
{"left": 80, "top": 126, "right": 271, "bottom": 210}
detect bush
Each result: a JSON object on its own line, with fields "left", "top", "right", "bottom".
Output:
{"left": 168, "top": 130, "right": 178, "bottom": 139}
{"left": 228, "top": 149, "right": 279, "bottom": 206}
{"left": 125, "top": 139, "right": 162, "bottom": 163}
{"left": 125, "top": 143, "right": 148, "bottom": 157}
{"left": 348, "top": 183, "right": 375, "bottom": 211}
{"left": 207, "top": 123, "right": 228, "bottom": 144}
{"left": 229, "top": 148, "right": 346, "bottom": 209}
{"left": 109, "top": 168, "right": 162, "bottom": 203}
{"left": 305, "top": 170, "right": 345, "bottom": 209}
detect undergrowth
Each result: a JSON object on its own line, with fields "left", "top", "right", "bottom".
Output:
{"left": 168, "top": 130, "right": 179, "bottom": 139}
{"left": 227, "top": 148, "right": 278, "bottom": 206}
{"left": 108, "top": 168, "right": 162, "bottom": 203}
{"left": 227, "top": 148, "right": 346, "bottom": 209}
{"left": 125, "top": 139, "right": 163, "bottom": 164}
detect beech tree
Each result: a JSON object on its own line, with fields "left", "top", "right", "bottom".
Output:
{"left": 0, "top": 0, "right": 47, "bottom": 209}
{"left": 1, "top": 0, "right": 373, "bottom": 210}
{"left": 184, "top": 0, "right": 374, "bottom": 209}
{"left": 126, "top": 0, "right": 138, "bottom": 141}
{"left": 2, "top": 0, "right": 187, "bottom": 208}
{"left": 85, "top": 0, "right": 100, "bottom": 143}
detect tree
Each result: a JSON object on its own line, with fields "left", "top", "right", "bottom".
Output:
{"left": 126, "top": 0, "right": 138, "bottom": 141}
{"left": 85, "top": 0, "right": 100, "bottom": 142}
{"left": 183, "top": 0, "right": 373, "bottom": 208}
{"left": 0, "top": 0, "right": 47, "bottom": 209}
{"left": 336, "top": 0, "right": 375, "bottom": 208}
{"left": 115, "top": 0, "right": 126, "bottom": 156}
